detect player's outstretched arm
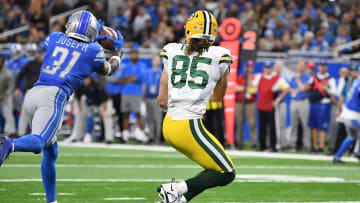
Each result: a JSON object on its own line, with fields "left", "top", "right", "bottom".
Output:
{"left": 158, "top": 67, "right": 168, "bottom": 110}
{"left": 96, "top": 49, "right": 122, "bottom": 76}
{"left": 210, "top": 69, "right": 230, "bottom": 102}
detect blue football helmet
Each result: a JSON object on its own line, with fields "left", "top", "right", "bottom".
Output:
{"left": 65, "top": 10, "right": 99, "bottom": 43}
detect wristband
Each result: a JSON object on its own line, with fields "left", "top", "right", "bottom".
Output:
{"left": 109, "top": 56, "right": 121, "bottom": 65}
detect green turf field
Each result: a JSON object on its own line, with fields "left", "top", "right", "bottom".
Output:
{"left": 1, "top": 144, "right": 360, "bottom": 203}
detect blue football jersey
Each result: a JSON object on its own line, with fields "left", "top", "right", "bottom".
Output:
{"left": 346, "top": 79, "right": 360, "bottom": 113}
{"left": 34, "top": 32, "right": 105, "bottom": 98}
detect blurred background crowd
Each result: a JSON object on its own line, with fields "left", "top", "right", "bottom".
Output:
{"left": 0, "top": 0, "right": 359, "bottom": 157}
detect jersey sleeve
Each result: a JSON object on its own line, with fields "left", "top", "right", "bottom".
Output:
{"left": 92, "top": 45, "right": 106, "bottom": 70}
{"left": 218, "top": 48, "right": 233, "bottom": 76}
{"left": 160, "top": 44, "right": 170, "bottom": 71}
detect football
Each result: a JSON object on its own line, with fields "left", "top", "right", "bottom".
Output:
{"left": 98, "top": 26, "right": 118, "bottom": 50}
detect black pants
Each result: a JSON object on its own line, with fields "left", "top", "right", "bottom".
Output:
{"left": 203, "top": 109, "right": 225, "bottom": 147}
{"left": 111, "top": 94, "right": 123, "bottom": 131}
{"left": 258, "top": 110, "right": 276, "bottom": 151}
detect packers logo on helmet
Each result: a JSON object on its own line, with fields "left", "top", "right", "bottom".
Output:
{"left": 185, "top": 10, "right": 218, "bottom": 44}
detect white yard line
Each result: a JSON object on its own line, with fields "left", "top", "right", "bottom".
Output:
{"left": 58, "top": 142, "right": 359, "bottom": 163}
{"left": 104, "top": 197, "right": 146, "bottom": 201}
{"left": 29, "top": 193, "right": 74, "bottom": 196}
{"left": 2, "top": 175, "right": 360, "bottom": 183}
{"left": 3, "top": 164, "right": 360, "bottom": 171}
{"left": 14, "top": 152, "right": 185, "bottom": 159}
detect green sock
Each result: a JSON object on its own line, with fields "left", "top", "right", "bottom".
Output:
{"left": 184, "top": 170, "right": 235, "bottom": 201}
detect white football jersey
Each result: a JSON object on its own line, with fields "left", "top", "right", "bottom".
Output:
{"left": 160, "top": 43, "right": 232, "bottom": 120}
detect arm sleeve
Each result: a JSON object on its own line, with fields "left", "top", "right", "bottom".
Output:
{"left": 218, "top": 50, "right": 233, "bottom": 76}
{"left": 93, "top": 46, "right": 106, "bottom": 71}
{"left": 42, "top": 35, "right": 50, "bottom": 51}
{"left": 273, "top": 77, "right": 289, "bottom": 92}
{"left": 160, "top": 46, "right": 169, "bottom": 71}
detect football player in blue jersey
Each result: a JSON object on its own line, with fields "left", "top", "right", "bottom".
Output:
{"left": 0, "top": 10, "right": 124, "bottom": 203}
{"left": 333, "top": 76, "right": 360, "bottom": 164}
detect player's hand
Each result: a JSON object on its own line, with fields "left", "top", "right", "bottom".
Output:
{"left": 108, "top": 30, "right": 124, "bottom": 51}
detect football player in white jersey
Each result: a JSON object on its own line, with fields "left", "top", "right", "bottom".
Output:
{"left": 157, "top": 10, "right": 235, "bottom": 203}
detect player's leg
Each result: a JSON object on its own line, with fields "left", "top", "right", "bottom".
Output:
{"left": 42, "top": 141, "right": 58, "bottom": 202}
{"left": 333, "top": 120, "right": 359, "bottom": 163}
{"left": 159, "top": 116, "right": 235, "bottom": 202}
{"left": 13, "top": 88, "right": 66, "bottom": 154}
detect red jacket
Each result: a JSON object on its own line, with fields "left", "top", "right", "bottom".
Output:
{"left": 236, "top": 75, "right": 256, "bottom": 102}
{"left": 257, "top": 74, "right": 280, "bottom": 111}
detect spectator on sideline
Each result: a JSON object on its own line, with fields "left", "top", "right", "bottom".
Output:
{"left": 289, "top": 61, "right": 313, "bottom": 151}
{"left": 67, "top": 76, "right": 113, "bottom": 144}
{"left": 143, "top": 56, "right": 162, "bottom": 144}
{"left": 274, "top": 63, "right": 290, "bottom": 150}
{"left": 308, "top": 62, "right": 337, "bottom": 153}
{"left": 15, "top": 47, "right": 44, "bottom": 137}
{"left": 0, "top": 55, "right": 16, "bottom": 137}
{"left": 105, "top": 63, "right": 124, "bottom": 140}
{"left": 254, "top": 62, "right": 289, "bottom": 152}
{"left": 119, "top": 49, "right": 148, "bottom": 143}
{"left": 235, "top": 61, "right": 257, "bottom": 150}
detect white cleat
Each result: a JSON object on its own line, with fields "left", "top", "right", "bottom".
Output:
{"left": 157, "top": 179, "right": 180, "bottom": 203}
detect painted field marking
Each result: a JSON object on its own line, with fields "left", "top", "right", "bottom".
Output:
{"left": 3, "top": 164, "right": 359, "bottom": 171}
{"left": 2, "top": 175, "right": 360, "bottom": 183}
{"left": 29, "top": 192, "right": 75, "bottom": 196}
{"left": 0, "top": 188, "right": 6, "bottom": 191}
{"left": 104, "top": 197, "right": 146, "bottom": 201}
{"left": 58, "top": 142, "right": 359, "bottom": 163}
{"left": 14, "top": 152, "right": 185, "bottom": 159}
{"left": 29, "top": 193, "right": 45, "bottom": 196}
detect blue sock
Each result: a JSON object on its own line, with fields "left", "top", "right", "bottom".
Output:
{"left": 41, "top": 142, "right": 58, "bottom": 202}
{"left": 13, "top": 134, "right": 45, "bottom": 154}
{"left": 335, "top": 137, "right": 354, "bottom": 159}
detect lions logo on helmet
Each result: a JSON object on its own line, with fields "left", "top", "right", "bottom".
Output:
{"left": 185, "top": 10, "right": 218, "bottom": 44}
{"left": 65, "top": 10, "right": 99, "bottom": 43}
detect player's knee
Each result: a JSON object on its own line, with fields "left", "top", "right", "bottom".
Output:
{"left": 31, "top": 135, "right": 46, "bottom": 154}
{"left": 219, "top": 170, "right": 235, "bottom": 186}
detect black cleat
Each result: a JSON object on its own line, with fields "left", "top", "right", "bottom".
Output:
{"left": 332, "top": 158, "right": 346, "bottom": 164}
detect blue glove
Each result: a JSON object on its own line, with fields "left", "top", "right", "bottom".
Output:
{"left": 108, "top": 30, "right": 124, "bottom": 50}
{"left": 95, "top": 19, "right": 106, "bottom": 41}
{"left": 97, "top": 19, "right": 104, "bottom": 34}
